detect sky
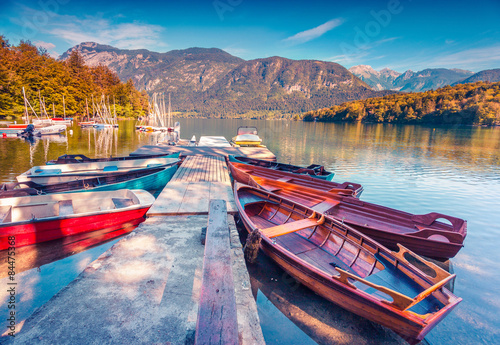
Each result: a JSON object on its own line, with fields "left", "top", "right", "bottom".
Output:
{"left": 1, "top": 0, "right": 499, "bottom": 72}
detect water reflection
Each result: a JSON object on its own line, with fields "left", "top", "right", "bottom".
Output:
{"left": 1, "top": 119, "right": 499, "bottom": 344}
{"left": 0, "top": 226, "right": 135, "bottom": 338}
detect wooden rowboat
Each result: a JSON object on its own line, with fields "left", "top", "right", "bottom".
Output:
{"left": 245, "top": 174, "right": 466, "bottom": 259}
{"left": 17, "top": 154, "right": 180, "bottom": 185}
{"left": 234, "top": 183, "right": 461, "bottom": 344}
{"left": 1, "top": 163, "right": 178, "bottom": 198}
{"left": 0, "top": 189, "right": 154, "bottom": 250}
{"left": 228, "top": 155, "right": 335, "bottom": 181}
{"left": 46, "top": 152, "right": 178, "bottom": 165}
{"left": 228, "top": 160, "right": 363, "bottom": 197}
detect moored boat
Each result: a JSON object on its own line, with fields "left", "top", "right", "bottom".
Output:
{"left": 231, "top": 126, "right": 263, "bottom": 147}
{"left": 16, "top": 154, "right": 180, "bottom": 185}
{"left": 228, "top": 160, "right": 363, "bottom": 196}
{"left": 245, "top": 173, "right": 466, "bottom": 259}
{"left": 228, "top": 155, "right": 335, "bottom": 181}
{"left": 0, "top": 189, "right": 154, "bottom": 250}
{"left": 234, "top": 183, "right": 462, "bottom": 344}
{"left": 1, "top": 163, "right": 178, "bottom": 198}
{"left": 46, "top": 152, "right": 179, "bottom": 165}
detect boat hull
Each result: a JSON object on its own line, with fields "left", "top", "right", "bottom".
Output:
{"left": 0, "top": 189, "right": 154, "bottom": 250}
{"left": 228, "top": 161, "right": 363, "bottom": 197}
{"left": 234, "top": 184, "right": 461, "bottom": 344}
{"left": 246, "top": 174, "right": 466, "bottom": 259}
{"left": 228, "top": 155, "right": 335, "bottom": 181}
{"left": 0, "top": 208, "right": 146, "bottom": 250}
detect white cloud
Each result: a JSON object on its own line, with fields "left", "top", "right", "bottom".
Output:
{"left": 11, "top": 6, "right": 165, "bottom": 51}
{"left": 284, "top": 18, "right": 344, "bottom": 45}
{"left": 430, "top": 45, "right": 500, "bottom": 68}
{"left": 34, "top": 40, "right": 59, "bottom": 58}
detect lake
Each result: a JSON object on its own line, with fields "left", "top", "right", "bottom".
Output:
{"left": 0, "top": 119, "right": 499, "bottom": 344}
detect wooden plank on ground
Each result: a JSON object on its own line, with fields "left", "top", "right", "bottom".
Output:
{"left": 147, "top": 181, "right": 188, "bottom": 215}
{"left": 195, "top": 200, "right": 238, "bottom": 345}
{"left": 209, "top": 183, "right": 237, "bottom": 214}
{"left": 179, "top": 182, "right": 211, "bottom": 213}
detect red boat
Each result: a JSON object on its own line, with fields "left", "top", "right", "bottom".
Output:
{"left": 244, "top": 173, "right": 466, "bottom": 259}
{"left": 0, "top": 189, "right": 154, "bottom": 250}
{"left": 234, "top": 183, "right": 462, "bottom": 344}
{"left": 7, "top": 123, "right": 28, "bottom": 129}
{"left": 228, "top": 161, "right": 363, "bottom": 196}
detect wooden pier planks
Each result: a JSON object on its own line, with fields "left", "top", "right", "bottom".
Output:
{"left": 195, "top": 200, "right": 238, "bottom": 345}
{"left": 130, "top": 145, "right": 276, "bottom": 161}
{"left": 148, "top": 156, "right": 236, "bottom": 215}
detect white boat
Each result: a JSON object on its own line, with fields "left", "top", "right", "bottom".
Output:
{"left": 16, "top": 155, "right": 180, "bottom": 185}
{"left": 231, "top": 126, "right": 263, "bottom": 146}
{"left": 0, "top": 189, "right": 154, "bottom": 250}
{"left": 36, "top": 124, "right": 67, "bottom": 135}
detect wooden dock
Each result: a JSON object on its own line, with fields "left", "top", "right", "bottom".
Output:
{"left": 130, "top": 145, "right": 276, "bottom": 161}
{"left": 148, "top": 155, "right": 236, "bottom": 216}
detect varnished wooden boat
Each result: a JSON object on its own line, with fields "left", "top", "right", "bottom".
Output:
{"left": 228, "top": 160, "right": 363, "bottom": 197}
{"left": 0, "top": 189, "right": 154, "bottom": 250}
{"left": 46, "top": 152, "right": 179, "bottom": 164}
{"left": 234, "top": 183, "right": 461, "bottom": 344}
{"left": 245, "top": 174, "right": 466, "bottom": 259}
{"left": 228, "top": 155, "right": 335, "bottom": 181}
{"left": 1, "top": 163, "right": 178, "bottom": 198}
{"left": 17, "top": 154, "right": 180, "bottom": 185}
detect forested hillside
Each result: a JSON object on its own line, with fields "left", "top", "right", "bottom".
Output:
{"left": 0, "top": 36, "right": 148, "bottom": 118}
{"left": 302, "top": 82, "right": 500, "bottom": 126}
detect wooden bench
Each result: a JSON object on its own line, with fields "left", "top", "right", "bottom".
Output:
{"left": 262, "top": 213, "right": 325, "bottom": 238}
{"left": 195, "top": 200, "right": 238, "bottom": 345}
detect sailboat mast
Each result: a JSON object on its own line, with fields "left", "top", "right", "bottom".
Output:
{"left": 168, "top": 93, "right": 172, "bottom": 128}
{"left": 63, "top": 94, "right": 66, "bottom": 119}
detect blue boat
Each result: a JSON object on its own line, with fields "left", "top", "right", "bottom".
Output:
{"left": 227, "top": 155, "right": 335, "bottom": 181}
{"left": 1, "top": 163, "right": 179, "bottom": 199}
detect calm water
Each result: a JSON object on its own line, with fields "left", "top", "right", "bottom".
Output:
{"left": 1, "top": 119, "right": 499, "bottom": 344}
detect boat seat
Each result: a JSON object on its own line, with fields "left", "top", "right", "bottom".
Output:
{"left": 112, "top": 198, "right": 134, "bottom": 208}
{"left": 103, "top": 166, "right": 118, "bottom": 172}
{"left": 276, "top": 177, "right": 292, "bottom": 183}
{"left": 262, "top": 218, "right": 320, "bottom": 238}
{"left": 11, "top": 202, "right": 59, "bottom": 222}
{"left": 58, "top": 200, "right": 74, "bottom": 216}
{"left": 312, "top": 200, "right": 340, "bottom": 213}
{"left": 0, "top": 206, "right": 12, "bottom": 223}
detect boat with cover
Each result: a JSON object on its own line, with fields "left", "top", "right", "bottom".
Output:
{"left": 244, "top": 173, "right": 466, "bottom": 259}
{"left": 1, "top": 163, "right": 178, "bottom": 198}
{"left": 228, "top": 155, "right": 335, "bottom": 181}
{"left": 228, "top": 160, "right": 363, "bottom": 196}
{"left": 16, "top": 153, "right": 180, "bottom": 185}
{"left": 0, "top": 189, "right": 154, "bottom": 250}
{"left": 231, "top": 126, "right": 263, "bottom": 147}
{"left": 234, "top": 183, "right": 461, "bottom": 344}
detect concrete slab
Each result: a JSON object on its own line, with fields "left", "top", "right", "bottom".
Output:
{"left": 198, "top": 136, "right": 231, "bottom": 147}
{"left": 7, "top": 215, "right": 264, "bottom": 345}
{"left": 6, "top": 215, "right": 206, "bottom": 345}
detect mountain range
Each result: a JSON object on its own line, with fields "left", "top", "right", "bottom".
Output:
{"left": 60, "top": 42, "right": 392, "bottom": 117}
{"left": 61, "top": 43, "right": 500, "bottom": 116}
{"left": 349, "top": 65, "right": 500, "bottom": 92}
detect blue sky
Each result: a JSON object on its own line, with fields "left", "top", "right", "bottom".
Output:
{"left": 1, "top": 0, "right": 499, "bottom": 72}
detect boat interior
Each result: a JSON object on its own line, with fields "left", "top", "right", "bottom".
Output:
{"left": 238, "top": 187, "right": 455, "bottom": 316}
{"left": 0, "top": 190, "right": 138, "bottom": 223}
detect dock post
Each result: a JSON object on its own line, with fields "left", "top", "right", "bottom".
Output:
{"left": 195, "top": 199, "right": 238, "bottom": 345}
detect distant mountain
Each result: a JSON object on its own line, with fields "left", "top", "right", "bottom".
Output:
{"left": 61, "top": 43, "right": 393, "bottom": 116}
{"left": 349, "top": 65, "right": 474, "bottom": 92}
{"left": 348, "top": 65, "right": 401, "bottom": 91}
{"left": 453, "top": 69, "right": 500, "bottom": 85}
